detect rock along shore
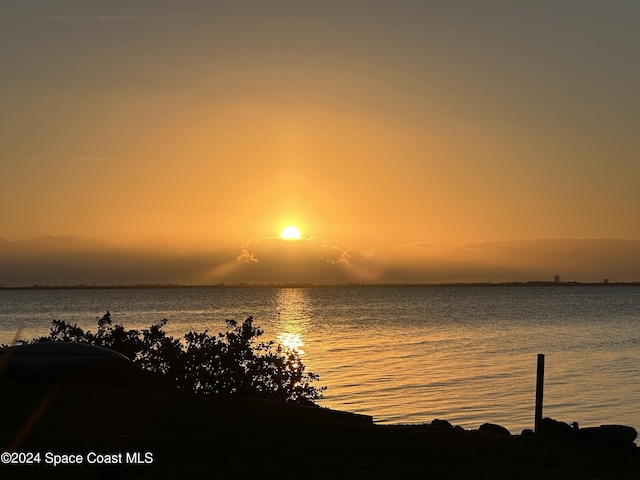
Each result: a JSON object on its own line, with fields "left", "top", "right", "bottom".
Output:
{"left": 1, "top": 376, "right": 639, "bottom": 479}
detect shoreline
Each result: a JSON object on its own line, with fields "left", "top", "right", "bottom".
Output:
{"left": 2, "top": 281, "right": 640, "bottom": 290}
{"left": 1, "top": 378, "right": 638, "bottom": 479}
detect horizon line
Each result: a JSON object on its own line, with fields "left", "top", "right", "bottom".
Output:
{"left": 2, "top": 280, "right": 640, "bottom": 290}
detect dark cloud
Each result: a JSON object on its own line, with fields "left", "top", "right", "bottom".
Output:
{"left": 0, "top": 236, "right": 236, "bottom": 287}
{"left": 1, "top": 236, "right": 639, "bottom": 287}
{"left": 401, "top": 238, "right": 640, "bottom": 283}
{"left": 234, "top": 236, "right": 351, "bottom": 284}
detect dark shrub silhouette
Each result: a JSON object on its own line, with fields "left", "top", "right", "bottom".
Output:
{"left": 31, "top": 312, "right": 325, "bottom": 404}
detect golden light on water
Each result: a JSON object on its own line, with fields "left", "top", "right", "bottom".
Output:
{"left": 275, "top": 288, "right": 311, "bottom": 355}
{"left": 277, "top": 331, "right": 305, "bottom": 355}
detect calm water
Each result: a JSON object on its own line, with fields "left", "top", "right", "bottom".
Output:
{"left": 1, "top": 285, "right": 639, "bottom": 433}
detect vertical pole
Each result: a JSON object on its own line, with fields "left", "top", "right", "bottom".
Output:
{"left": 534, "top": 353, "right": 545, "bottom": 434}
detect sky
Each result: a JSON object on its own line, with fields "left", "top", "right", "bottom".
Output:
{"left": 1, "top": 1, "right": 640, "bottom": 286}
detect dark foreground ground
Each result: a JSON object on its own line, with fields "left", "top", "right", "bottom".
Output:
{"left": 1, "top": 377, "right": 639, "bottom": 479}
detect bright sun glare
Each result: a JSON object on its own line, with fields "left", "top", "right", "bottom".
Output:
{"left": 280, "top": 226, "right": 301, "bottom": 240}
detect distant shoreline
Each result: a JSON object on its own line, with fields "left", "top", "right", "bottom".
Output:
{"left": 2, "top": 281, "right": 640, "bottom": 290}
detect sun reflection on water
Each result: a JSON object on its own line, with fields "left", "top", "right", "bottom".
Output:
{"left": 274, "top": 288, "right": 312, "bottom": 355}
{"left": 278, "top": 331, "right": 305, "bottom": 354}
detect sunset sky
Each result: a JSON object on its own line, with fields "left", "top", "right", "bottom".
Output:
{"left": 1, "top": 1, "right": 639, "bottom": 286}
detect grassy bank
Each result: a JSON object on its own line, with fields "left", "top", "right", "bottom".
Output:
{"left": 1, "top": 378, "right": 639, "bottom": 479}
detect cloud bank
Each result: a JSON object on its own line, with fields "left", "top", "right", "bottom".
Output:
{"left": 1, "top": 236, "right": 639, "bottom": 287}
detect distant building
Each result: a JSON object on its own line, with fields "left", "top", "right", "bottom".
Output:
{"left": 554, "top": 275, "right": 560, "bottom": 284}
{"left": 603, "top": 278, "right": 609, "bottom": 284}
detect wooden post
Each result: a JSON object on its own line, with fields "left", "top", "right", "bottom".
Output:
{"left": 534, "top": 353, "right": 545, "bottom": 434}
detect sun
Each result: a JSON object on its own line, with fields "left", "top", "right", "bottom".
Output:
{"left": 280, "top": 225, "right": 301, "bottom": 240}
